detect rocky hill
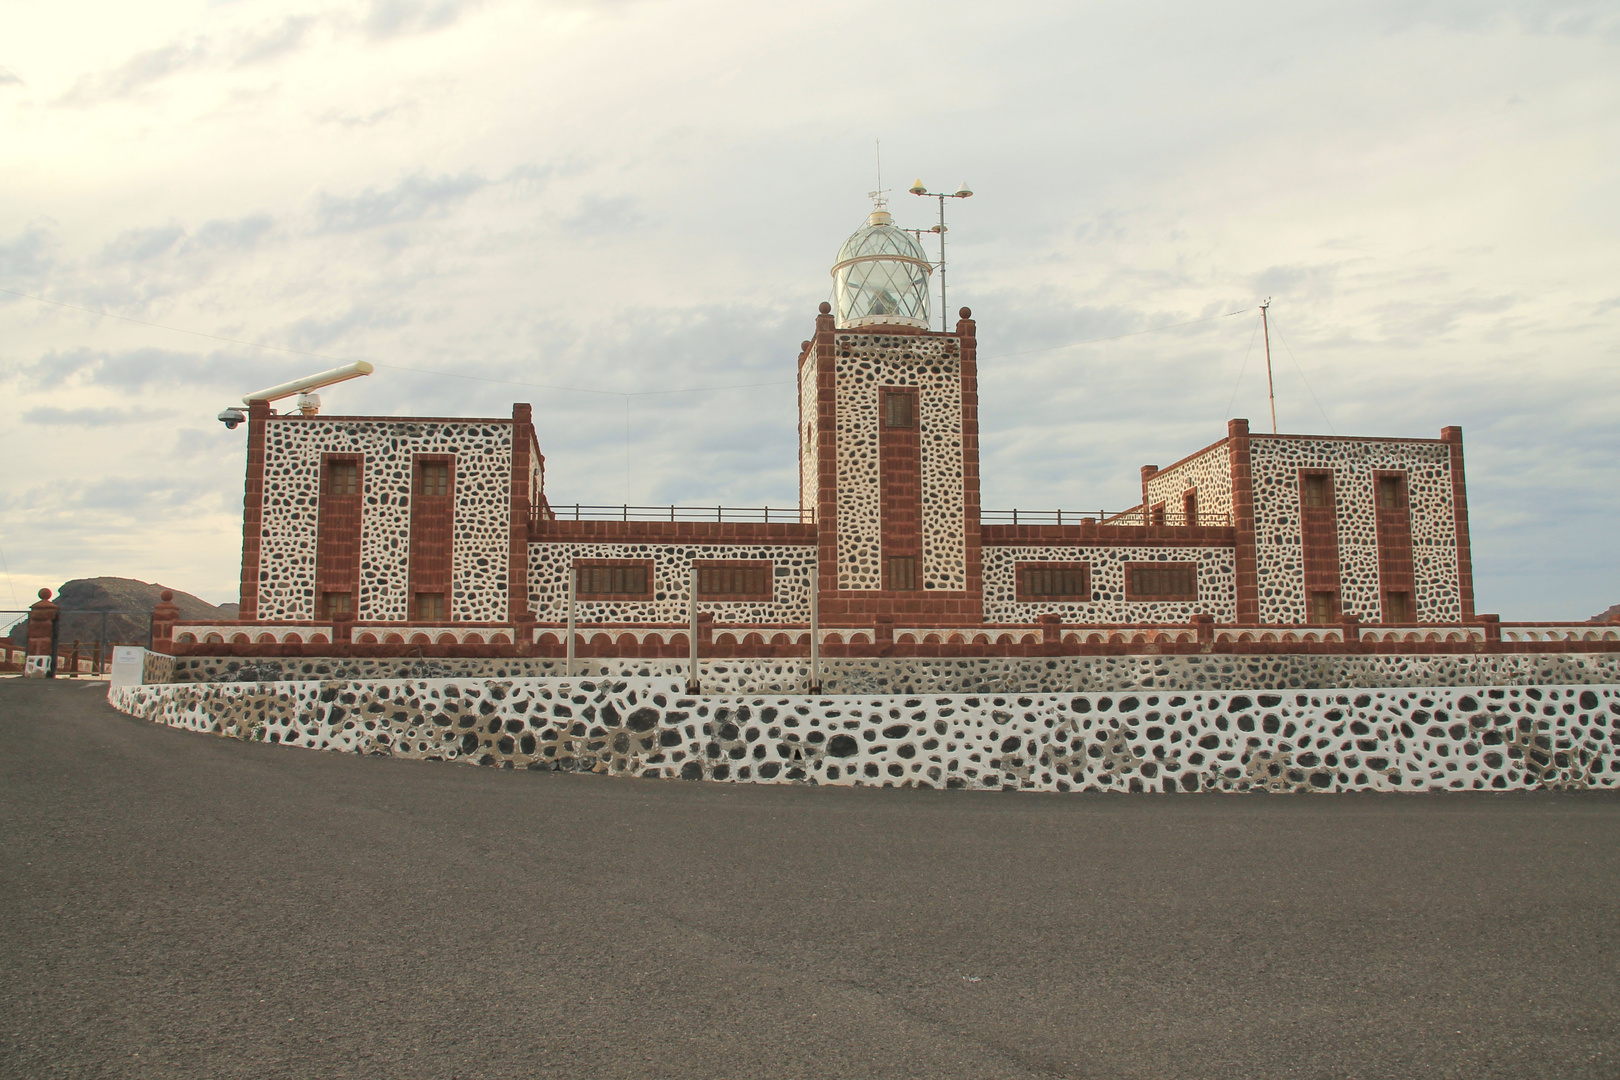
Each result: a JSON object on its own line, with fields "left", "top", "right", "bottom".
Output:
{"left": 8, "top": 578, "right": 238, "bottom": 646}
{"left": 1591, "top": 604, "right": 1620, "bottom": 624}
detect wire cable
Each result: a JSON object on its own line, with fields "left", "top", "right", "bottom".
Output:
{"left": 1269, "top": 314, "right": 1336, "bottom": 435}
{"left": 0, "top": 286, "right": 790, "bottom": 400}
{"left": 980, "top": 306, "right": 1255, "bottom": 359}
{"left": 1225, "top": 310, "right": 1262, "bottom": 420}
{"left": 0, "top": 535, "right": 20, "bottom": 608}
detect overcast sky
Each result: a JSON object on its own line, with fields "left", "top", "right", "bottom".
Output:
{"left": 2, "top": 0, "right": 1616, "bottom": 620}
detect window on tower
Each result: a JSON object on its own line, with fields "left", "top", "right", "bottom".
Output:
{"left": 886, "top": 556, "right": 918, "bottom": 591}
{"left": 883, "top": 391, "right": 916, "bottom": 429}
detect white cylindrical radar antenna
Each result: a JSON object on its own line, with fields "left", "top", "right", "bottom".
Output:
{"left": 243, "top": 360, "right": 375, "bottom": 412}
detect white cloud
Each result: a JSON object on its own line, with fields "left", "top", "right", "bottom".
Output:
{"left": 0, "top": 0, "right": 1616, "bottom": 617}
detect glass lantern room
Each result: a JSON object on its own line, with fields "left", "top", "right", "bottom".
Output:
{"left": 830, "top": 210, "right": 932, "bottom": 330}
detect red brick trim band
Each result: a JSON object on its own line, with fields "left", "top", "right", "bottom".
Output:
{"left": 238, "top": 399, "right": 271, "bottom": 620}
{"left": 1442, "top": 426, "right": 1476, "bottom": 621}
{"left": 1227, "top": 418, "right": 1259, "bottom": 624}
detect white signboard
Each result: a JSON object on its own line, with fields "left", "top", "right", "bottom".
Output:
{"left": 110, "top": 646, "right": 146, "bottom": 687}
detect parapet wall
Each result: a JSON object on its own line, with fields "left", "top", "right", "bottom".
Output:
{"left": 159, "top": 652, "right": 1620, "bottom": 695}
{"left": 107, "top": 677, "right": 1619, "bottom": 793}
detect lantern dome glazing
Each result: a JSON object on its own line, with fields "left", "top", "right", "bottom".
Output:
{"left": 830, "top": 209, "right": 932, "bottom": 329}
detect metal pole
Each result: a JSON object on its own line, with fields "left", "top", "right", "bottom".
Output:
{"left": 1260, "top": 298, "right": 1277, "bottom": 435}
{"left": 566, "top": 565, "right": 576, "bottom": 677}
{"left": 687, "top": 564, "right": 700, "bottom": 694}
{"left": 937, "top": 194, "right": 947, "bottom": 332}
{"left": 809, "top": 566, "right": 820, "bottom": 694}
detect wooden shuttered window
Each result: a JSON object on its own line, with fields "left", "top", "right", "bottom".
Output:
{"left": 576, "top": 563, "right": 650, "bottom": 598}
{"left": 886, "top": 556, "right": 918, "bottom": 591}
{"left": 1018, "top": 564, "right": 1090, "bottom": 600}
{"left": 697, "top": 564, "right": 772, "bottom": 599}
{"left": 1127, "top": 563, "right": 1197, "bottom": 600}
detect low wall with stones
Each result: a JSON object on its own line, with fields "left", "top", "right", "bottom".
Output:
{"left": 107, "top": 677, "right": 1619, "bottom": 793}
{"left": 159, "top": 652, "right": 1620, "bottom": 695}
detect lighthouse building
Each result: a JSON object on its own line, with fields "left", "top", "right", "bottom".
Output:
{"left": 181, "top": 207, "right": 1494, "bottom": 657}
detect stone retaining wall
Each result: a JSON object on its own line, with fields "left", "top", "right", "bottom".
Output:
{"left": 107, "top": 677, "right": 1619, "bottom": 794}
{"left": 160, "top": 653, "right": 1620, "bottom": 695}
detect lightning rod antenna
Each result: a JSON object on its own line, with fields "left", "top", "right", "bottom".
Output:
{"left": 1260, "top": 298, "right": 1277, "bottom": 434}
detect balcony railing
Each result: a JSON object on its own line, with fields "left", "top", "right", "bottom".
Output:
{"left": 530, "top": 505, "right": 1233, "bottom": 528}
{"left": 535, "top": 503, "right": 816, "bottom": 525}
{"left": 980, "top": 509, "right": 1233, "bottom": 527}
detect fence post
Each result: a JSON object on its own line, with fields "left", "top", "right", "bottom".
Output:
{"left": 150, "top": 590, "right": 179, "bottom": 653}
{"left": 808, "top": 566, "right": 821, "bottom": 694}
{"left": 686, "top": 564, "right": 700, "bottom": 694}
{"left": 1192, "top": 613, "right": 1215, "bottom": 646}
{"left": 1040, "top": 613, "right": 1062, "bottom": 653}
{"left": 25, "top": 589, "right": 60, "bottom": 678}
{"left": 1341, "top": 612, "right": 1363, "bottom": 653}
{"left": 566, "top": 565, "right": 576, "bottom": 677}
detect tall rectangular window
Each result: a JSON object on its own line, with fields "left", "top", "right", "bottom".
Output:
{"left": 886, "top": 555, "right": 918, "bottom": 591}
{"left": 415, "top": 592, "right": 445, "bottom": 621}
{"left": 1182, "top": 490, "right": 1198, "bottom": 525}
{"left": 1303, "top": 474, "right": 1330, "bottom": 507}
{"left": 1018, "top": 564, "right": 1090, "bottom": 600}
{"left": 408, "top": 455, "right": 455, "bottom": 624}
{"left": 1386, "top": 591, "right": 1411, "bottom": 623}
{"left": 1126, "top": 563, "right": 1197, "bottom": 600}
{"left": 1150, "top": 504, "right": 1166, "bottom": 526}
{"left": 1377, "top": 475, "right": 1404, "bottom": 509}
{"left": 315, "top": 454, "right": 363, "bottom": 622}
{"left": 1309, "top": 591, "right": 1335, "bottom": 624}
{"left": 883, "top": 391, "right": 916, "bottom": 429}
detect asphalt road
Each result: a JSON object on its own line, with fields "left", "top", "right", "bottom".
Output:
{"left": 2, "top": 679, "right": 1617, "bottom": 1079}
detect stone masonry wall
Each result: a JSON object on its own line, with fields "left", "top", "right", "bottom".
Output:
{"left": 257, "top": 418, "right": 514, "bottom": 624}
{"left": 833, "top": 333, "right": 966, "bottom": 591}
{"left": 161, "top": 652, "right": 1620, "bottom": 694}
{"left": 1144, "top": 441, "right": 1233, "bottom": 523}
{"left": 527, "top": 543, "right": 819, "bottom": 623}
{"left": 109, "top": 678, "right": 1619, "bottom": 793}
{"left": 981, "top": 545, "right": 1237, "bottom": 623}
{"left": 1249, "top": 437, "right": 1459, "bottom": 625}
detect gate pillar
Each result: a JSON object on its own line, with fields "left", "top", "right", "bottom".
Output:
{"left": 25, "top": 589, "right": 60, "bottom": 678}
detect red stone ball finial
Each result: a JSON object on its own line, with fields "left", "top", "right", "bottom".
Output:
{"left": 818, "top": 302, "right": 831, "bottom": 315}
{"left": 161, "top": 590, "right": 174, "bottom": 602}
{"left": 959, "top": 307, "right": 971, "bottom": 319}
{"left": 38, "top": 587, "right": 51, "bottom": 601}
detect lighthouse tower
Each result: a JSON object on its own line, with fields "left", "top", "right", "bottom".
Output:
{"left": 799, "top": 205, "right": 984, "bottom": 627}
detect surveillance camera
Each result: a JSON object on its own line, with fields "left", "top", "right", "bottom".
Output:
{"left": 218, "top": 407, "right": 247, "bottom": 430}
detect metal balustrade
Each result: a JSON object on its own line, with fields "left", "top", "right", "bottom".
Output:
{"left": 534, "top": 504, "right": 815, "bottom": 525}
{"left": 979, "top": 509, "right": 1234, "bottom": 527}
{"left": 531, "top": 505, "right": 1232, "bottom": 527}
